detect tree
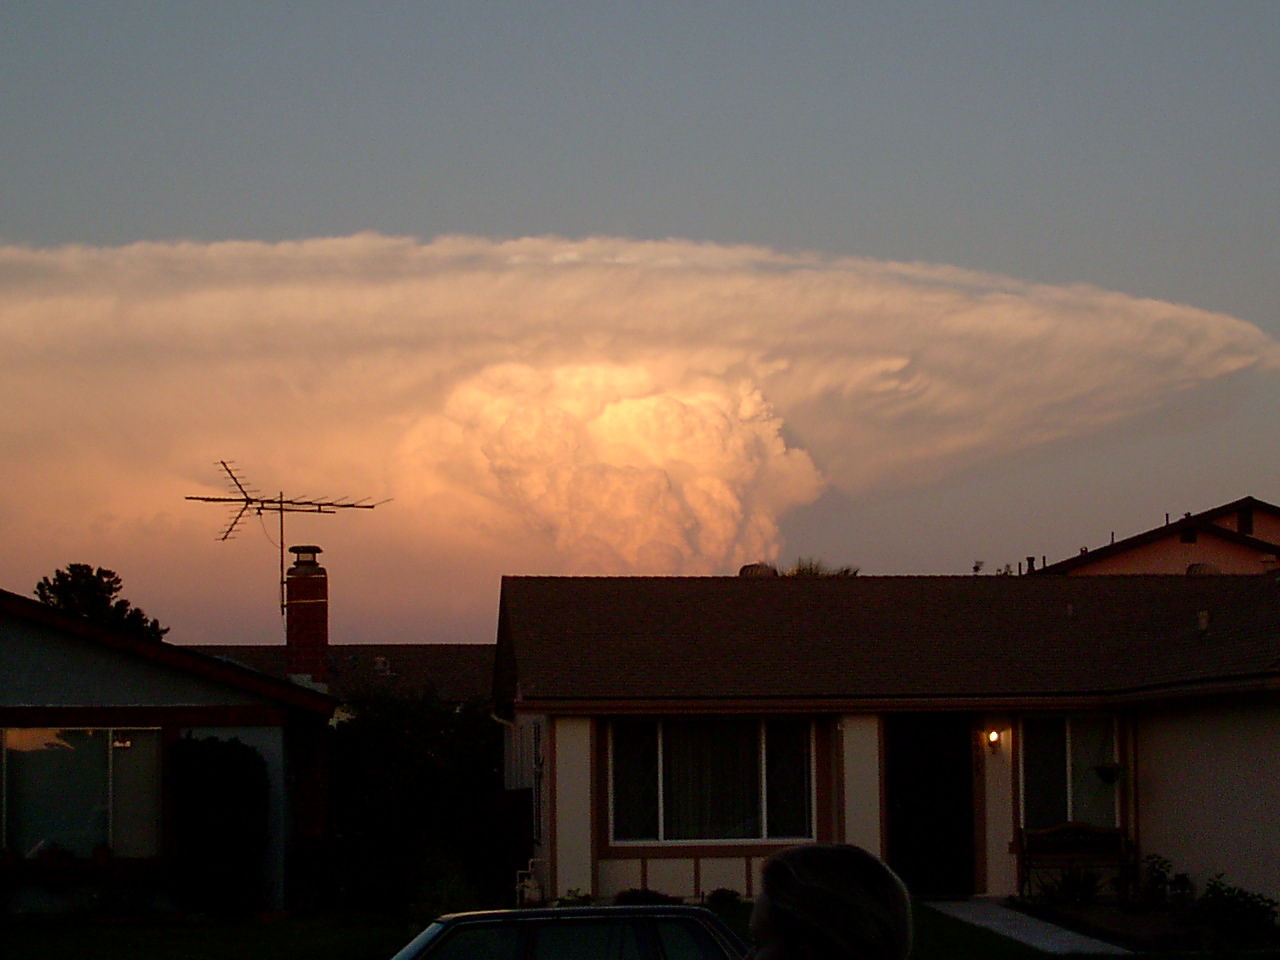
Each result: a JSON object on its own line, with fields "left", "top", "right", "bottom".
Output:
{"left": 783, "top": 556, "right": 859, "bottom": 577}
{"left": 34, "top": 563, "right": 169, "bottom": 642}
{"left": 328, "top": 692, "right": 511, "bottom": 917}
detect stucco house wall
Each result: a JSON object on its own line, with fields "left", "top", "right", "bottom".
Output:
{"left": 552, "top": 717, "right": 594, "bottom": 898}
{"left": 1135, "top": 697, "right": 1280, "bottom": 901}
{"left": 1064, "top": 536, "right": 1275, "bottom": 575}
{"left": 543, "top": 714, "right": 850, "bottom": 902}
{"left": 0, "top": 611, "right": 265, "bottom": 707}
{"left": 1212, "top": 508, "right": 1280, "bottom": 542}
{"left": 1037, "top": 496, "right": 1280, "bottom": 575}
{"left": 840, "top": 714, "right": 882, "bottom": 855}
{"left": 982, "top": 714, "right": 1018, "bottom": 896}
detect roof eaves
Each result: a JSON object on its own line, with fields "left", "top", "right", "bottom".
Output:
{"left": 1, "top": 588, "right": 336, "bottom": 715}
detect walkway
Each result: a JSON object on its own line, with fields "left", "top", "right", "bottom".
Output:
{"left": 929, "top": 899, "right": 1130, "bottom": 955}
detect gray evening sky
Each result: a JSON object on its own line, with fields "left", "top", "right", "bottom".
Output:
{"left": 2, "top": 4, "right": 1278, "bottom": 645}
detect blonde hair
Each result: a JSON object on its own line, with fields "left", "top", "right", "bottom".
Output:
{"left": 760, "top": 844, "right": 912, "bottom": 960}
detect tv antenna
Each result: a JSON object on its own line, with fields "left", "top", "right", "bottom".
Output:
{"left": 186, "top": 460, "right": 387, "bottom": 614}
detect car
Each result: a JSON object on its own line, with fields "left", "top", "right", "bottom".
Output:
{"left": 388, "top": 904, "right": 749, "bottom": 960}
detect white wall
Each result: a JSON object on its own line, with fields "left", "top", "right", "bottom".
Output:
{"left": 598, "top": 858, "right": 642, "bottom": 898}
{"left": 553, "top": 717, "right": 594, "bottom": 898}
{"left": 699, "top": 857, "right": 750, "bottom": 897}
{"left": 840, "top": 715, "right": 882, "bottom": 855}
{"left": 982, "top": 715, "right": 1018, "bottom": 896}
{"left": 647, "top": 858, "right": 696, "bottom": 898}
{"left": 1136, "top": 699, "right": 1280, "bottom": 901}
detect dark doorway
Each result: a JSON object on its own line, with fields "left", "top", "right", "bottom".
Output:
{"left": 883, "top": 713, "right": 977, "bottom": 897}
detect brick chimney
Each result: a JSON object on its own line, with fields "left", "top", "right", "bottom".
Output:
{"left": 285, "top": 545, "right": 329, "bottom": 690}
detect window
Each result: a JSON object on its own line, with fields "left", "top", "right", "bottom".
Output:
{"left": 1021, "top": 716, "right": 1118, "bottom": 830}
{"left": 609, "top": 717, "right": 813, "bottom": 843}
{"left": 2, "top": 728, "right": 161, "bottom": 858}
{"left": 1238, "top": 507, "right": 1254, "bottom": 536}
{"left": 421, "top": 924, "right": 520, "bottom": 960}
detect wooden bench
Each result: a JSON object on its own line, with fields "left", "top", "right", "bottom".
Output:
{"left": 1018, "top": 822, "right": 1132, "bottom": 901}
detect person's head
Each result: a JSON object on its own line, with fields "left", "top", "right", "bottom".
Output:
{"left": 748, "top": 844, "right": 912, "bottom": 960}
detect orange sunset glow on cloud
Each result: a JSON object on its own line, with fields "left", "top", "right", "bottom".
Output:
{"left": 2, "top": 234, "right": 1277, "bottom": 644}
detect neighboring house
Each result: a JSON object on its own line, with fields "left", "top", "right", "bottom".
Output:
{"left": 190, "top": 546, "right": 495, "bottom": 708}
{"left": 0, "top": 585, "right": 335, "bottom": 912}
{"left": 1037, "top": 496, "right": 1280, "bottom": 575}
{"left": 495, "top": 572, "right": 1280, "bottom": 904}
{"left": 194, "top": 641, "right": 496, "bottom": 710}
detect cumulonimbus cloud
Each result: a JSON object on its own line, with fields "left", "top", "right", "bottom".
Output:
{"left": 1, "top": 234, "right": 1276, "bottom": 638}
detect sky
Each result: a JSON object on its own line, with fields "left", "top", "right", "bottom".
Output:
{"left": 2, "top": 4, "right": 1278, "bottom": 646}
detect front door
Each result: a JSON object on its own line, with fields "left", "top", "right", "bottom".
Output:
{"left": 883, "top": 713, "right": 977, "bottom": 897}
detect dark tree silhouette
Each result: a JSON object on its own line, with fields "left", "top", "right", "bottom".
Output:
{"left": 328, "top": 692, "right": 512, "bottom": 918}
{"left": 34, "top": 563, "right": 169, "bottom": 642}
{"left": 170, "top": 734, "right": 269, "bottom": 915}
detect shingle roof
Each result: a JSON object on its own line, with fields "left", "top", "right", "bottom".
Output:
{"left": 191, "top": 642, "right": 495, "bottom": 705}
{"left": 496, "top": 574, "right": 1280, "bottom": 709}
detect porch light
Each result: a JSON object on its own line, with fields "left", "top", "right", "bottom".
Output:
{"left": 986, "top": 729, "right": 1002, "bottom": 753}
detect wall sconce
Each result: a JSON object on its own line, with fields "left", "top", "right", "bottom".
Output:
{"left": 986, "top": 729, "right": 1002, "bottom": 754}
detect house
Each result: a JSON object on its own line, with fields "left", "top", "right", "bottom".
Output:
{"left": 189, "top": 546, "right": 496, "bottom": 708}
{"left": 0, "top": 583, "right": 335, "bottom": 913}
{"left": 495, "top": 572, "right": 1280, "bottom": 904}
{"left": 1037, "top": 496, "right": 1280, "bottom": 575}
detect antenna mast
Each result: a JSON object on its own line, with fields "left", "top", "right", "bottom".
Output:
{"left": 186, "top": 460, "right": 387, "bottom": 614}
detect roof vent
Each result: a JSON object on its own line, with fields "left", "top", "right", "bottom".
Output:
{"left": 738, "top": 562, "right": 779, "bottom": 578}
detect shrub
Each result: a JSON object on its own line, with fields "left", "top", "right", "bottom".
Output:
{"left": 1141, "top": 854, "right": 1172, "bottom": 904}
{"left": 169, "top": 734, "right": 269, "bottom": 916}
{"left": 1195, "top": 874, "right": 1279, "bottom": 948}
{"left": 614, "top": 888, "right": 682, "bottom": 905}
{"left": 705, "top": 888, "right": 742, "bottom": 912}
{"left": 406, "top": 854, "right": 482, "bottom": 926}
{"left": 1040, "top": 866, "right": 1103, "bottom": 905}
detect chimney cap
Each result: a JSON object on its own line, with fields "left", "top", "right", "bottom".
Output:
{"left": 288, "top": 544, "right": 324, "bottom": 565}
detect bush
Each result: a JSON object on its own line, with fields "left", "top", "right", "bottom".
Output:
{"left": 1196, "top": 874, "right": 1279, "bottom": 948}
{"left": 704, "top": 888, "right": 742, "bottom": 912}
{"left": 1039, "top": 866, "right": 1103, "bottom": 905}
{"left": 406, "top": 854, "right": 482, "bottom": 926}
{"left": 169, "top": 735, "right": 269, "bottom": 916}
{"left": 328, "top": 693, "right": 509, "bottom": 917}
{"left": 1141, "top": 854, "right": 1172, "bottom": 904}
{"left": 614, "top": 888, "right": 682, "bottom": 905}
